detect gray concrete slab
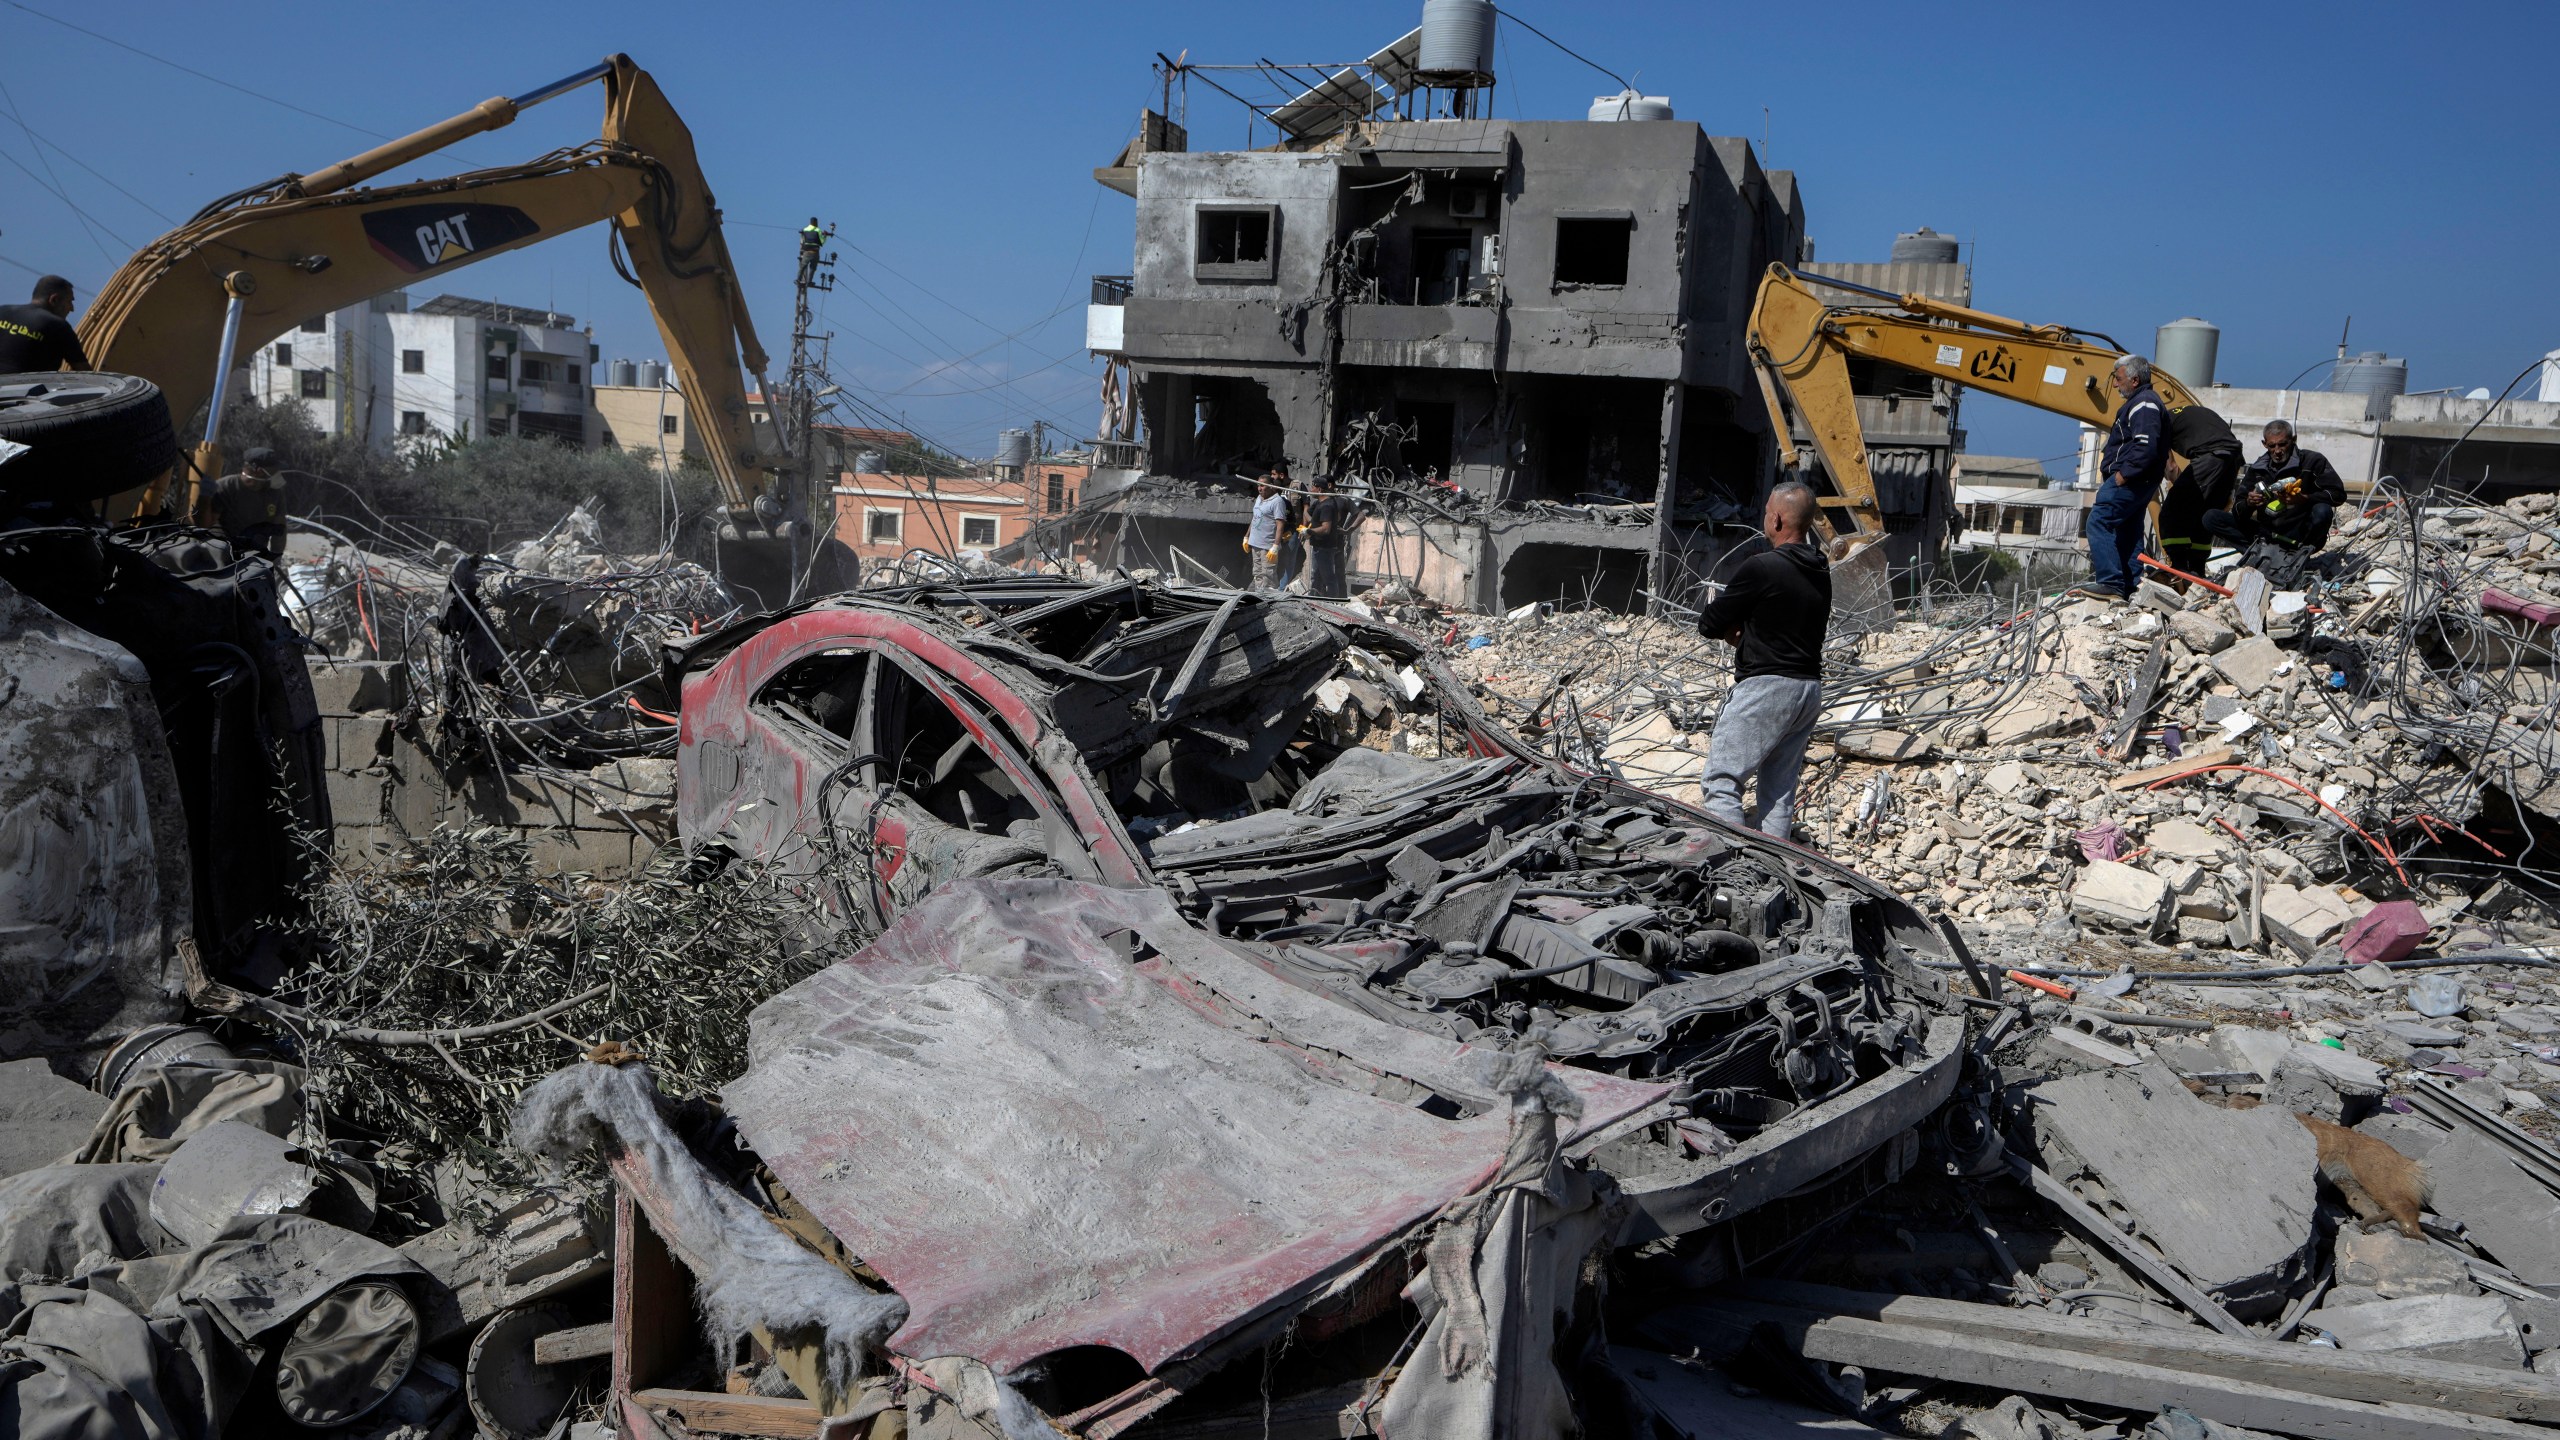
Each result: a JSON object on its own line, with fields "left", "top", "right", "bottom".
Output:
{"left": 2428, "top": 1130, "right": 2560, "bottom": 1286}
{"left": 2027, "top": 1061, "right": 2319, "bottom": 1318}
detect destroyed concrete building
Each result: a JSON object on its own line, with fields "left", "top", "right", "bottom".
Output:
{"left": 1078, "top": 59, "right": 1812, "bottom": 612}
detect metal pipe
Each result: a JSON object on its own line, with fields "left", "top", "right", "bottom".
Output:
{"left": 292, "top": 59, "right": 615, "bottom": 199}
{"left": 510, "top": 59, "right": 616, "bottom": 110}
{"left": 201, "top": 276, "right": 252, "bottom": 448}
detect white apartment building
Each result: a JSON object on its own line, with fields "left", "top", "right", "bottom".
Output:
{"left": 245, "top": 291, "right": 601, "bottom": 449}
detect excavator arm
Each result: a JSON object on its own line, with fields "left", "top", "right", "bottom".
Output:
{"left": 81, "top": 56, "right": 783, "bottom": 543}
{"left": 1746, "top": 263, "right": 2197, "bottom": 552}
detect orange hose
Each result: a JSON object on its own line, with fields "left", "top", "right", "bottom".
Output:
{"left": 2146, "top": 764, "right": 2408, "bottom": 886}
{"left": 2137, "top": 554, "right": 2235, "bottom": 597}
{"left": 2007, "top": 969, "right": 2077, "bottom": 1000}
{"left": 627, "top": 698, "right": 679, "bottom": 724}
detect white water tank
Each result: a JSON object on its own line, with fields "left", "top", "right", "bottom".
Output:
{"left": 995, "top": 428, "right": 1033, "bottom": 469}
{"left": 2154, "top": 318, "right": 2220, "bottom": 389}
{"left": 1589, "top": 90, "right": 1674, "bottom": 121}
{"left": 1418, "top": 0, "right": 1497, "bottom": 85}
{"left": 2329, "top": 351, "right": 2406, "bottom": 418}
{"left": 639, "top": 360, "right": 668, "bottom": 389}
{"left": 608, "top": 358, "right": 638, "bottom": 388}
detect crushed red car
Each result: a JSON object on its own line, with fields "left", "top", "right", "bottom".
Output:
{"left": 669, "top": 578, "right": 1966, "bottom": 1251}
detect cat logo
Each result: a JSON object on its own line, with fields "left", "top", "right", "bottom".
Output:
{"left": 1967, "top": 344, "right": 2019, "bottom": 386}
{"left": 360, "top": 203, "right": 542, "bottom": 275}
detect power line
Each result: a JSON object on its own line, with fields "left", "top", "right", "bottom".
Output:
{"left": 0, "top": 75, "right": 113, "bottom": 260}
{"left": 0, "top": 142, "right": 131, "bottom": 255}
{"left": 1490, "top": 5, "right": 1632, "bottom": 93}
{"left": 0, "top": 0, "right": 393, "bottom": 139}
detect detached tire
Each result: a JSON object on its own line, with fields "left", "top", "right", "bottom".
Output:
{"left": 0, "top": 371, "right": 178, "bottom": 508}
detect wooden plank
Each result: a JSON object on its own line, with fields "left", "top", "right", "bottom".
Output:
{"left": 2016, "top": 1158, "right": 2251, "bottom": 1337}
{"left": 1727, "top": 1281, "right": 2560, "bottom": 1423}
{"left": 2107, "top": 744, "right": 2235, "bottom": 791}
{"left": 613, "top": 1186, "right": 694, "bottom": 1399}
{"left": 632, "top": 1389, "right": 822, "bottom": 1439}
{"left": 1778, "top": 1315, "right": 2551, "bottom": 1440}
{"left": 535, "top": 1320, "right": 614, "bottom": 1365}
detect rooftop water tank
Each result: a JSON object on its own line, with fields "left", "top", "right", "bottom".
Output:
{"left": 2155, "top": 317, "right": 2220, "bottom": 389}
{"left": 608, "top": 358, "right": 638, "bottom": 388}
{"left": 1890, "top": 228, "right": 1960, "bottom": 265}
{"left": 1418, "top": 0, "right": 1498, "bottom": 85}
{"left": 1588, "top": 90, "right": 1675, "bottom": 121}
{"left": 639, "top": 360, "right": 668, "bottom": 389}
{"left": 2329, "top": 350, "right": 2406, "bottom": 418}
{"left": 995, "top": 428, "right": 1033, "bottom": 469}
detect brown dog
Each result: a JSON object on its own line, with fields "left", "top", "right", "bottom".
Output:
{"left": 2295, "top": 1113, "right": 2428, "bottom": 1239}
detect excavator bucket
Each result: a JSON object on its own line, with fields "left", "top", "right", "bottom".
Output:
{"left": 1829, "top": 533, "right": 1895, "bottom": 640}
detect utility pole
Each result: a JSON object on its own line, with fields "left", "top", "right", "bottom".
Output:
{"left": 787, "top": 220, "right": 838, "bottom": 592}
{"left": 1030, "top": 419, "right": 1047, "bottom": 516}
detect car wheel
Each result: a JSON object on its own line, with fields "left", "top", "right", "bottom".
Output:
{"left": 0, "top": 371, "right": 178, "bottom": 507}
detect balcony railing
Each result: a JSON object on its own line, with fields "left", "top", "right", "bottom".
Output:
{"left": 1091, "top": 274, "right": 1133, "bottom": 305}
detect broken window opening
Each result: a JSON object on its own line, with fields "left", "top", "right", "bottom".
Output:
{"left": 300, "top": 316, "right": 327, "bottom": 334}
{"left": 299, "top": 370, "right": 327, "bottom": 399}
{"left": 1554, "top": 216, "right": 1634, "bottom": 287}
{"left": 1195, "top": 206, "right": 1279, "bottom": 283}
{"left": 399, "top": 410, "right": 427, "bottom": 436}
{"left": 273, "top": 343, "right": 292, "bottom": 366}
{"left": 865, "top": 509, "right": 903, "bottom": 545}
{"left": 959, "top": 514, "right": 1000, "bottom": 548}
{"left": 1411, "top": 228, "right": 1474, "bottom": 305}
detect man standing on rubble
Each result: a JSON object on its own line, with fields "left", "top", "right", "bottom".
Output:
{"left": 2157, "top": 396, "right": 2245, "bottom": 579}
{"left": 1302, "top": 471, "right": 1352, "bottom": 599}
{"left": 211, "top": 446, "right": 289, "bottom": 559}
{"left": 1247, "top": 468, "right": 1292, "bottom": 591}
{"left": 2206, "top": 419, "right": 2346, "bottom": 553}
{"left": 1694, "top": 481, "right": 1830, "bottom": 841}
{"left": 2074, "top": 355, "right": 2168, "bottom": 602}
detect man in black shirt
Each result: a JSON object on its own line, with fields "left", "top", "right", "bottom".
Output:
{"left": 2207, "top": 420, "right": 2347, "bottom": 552}
{"left": 0, "top": 275, "right": 90, "bottom": 373}
{"left": 1302, "top": 472, "right": 1353, "bottom": 599}
{"left": 1693, "top": 481, "right": 1831, "bottom": 840}
{"left": 2157, "top": 398, "right": 2243, "bottom": 578}
{"left": 212, "top": 447, "right": 289, "bottom": 558}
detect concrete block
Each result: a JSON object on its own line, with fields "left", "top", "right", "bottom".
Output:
{"left": 2331, "top": 1228, "right": 2474, "bottom": 1297}
{"left": 1836, "top": 729, "right": 1932, "bottom": 763}
{"left": 2071, "top": 860, "right": 2172, "bottom": 936}
{"left": 1983, "top": 761, "right": 2046, "bottom": 805}
{"left": 2268, "top": 1043, "right": 2387, "bottom": 1122}
{"left": 2343, "top": 900, "right": 2430, "bottom": 967}
{"left": 2209, "top": 1024, "right": 2292, "bottom": 1082}
{"left": 2212, "top": 636, "right": 2289, "bottom": 695}
{"left": 2027, "top": 1062, "right": 2319, "bottom": 1319}
{"left": 2136, "top": 579, "right": 2188, "bottom": 614}
{"left": 2505, "top": 1293, "right": 2560, "bottom": 1355}
{"left": 2426, "top": 1129, "right": 2560, "bottom": 1286}
{"left": 531, "top": 828, "right": 631, "bottom": 877}
{"left": 322, "top": 714, "right": 395, "bottom": 772}
{"left": 2261, "top": 883, "right": 2353, "bottom": 957}
{"left": 2378, "top": 1019, "right": 2464, "bottom": 1048}
{"left": 2146, "top": 818, "right": 2232, "bottom": 863}
{"left": 2153, "top": 1042, "right": 2256, "bottom": 1088}
{"left": 2306, "top": 1293, "right": 2526, "bottom": 1368}
{"left": 0, "top": 1058, "right": 107, "bottom": 1177}
{"left": 2166, "top": 610, "right": 2236, "bottom": 654}
{"left": 324, "top": 767, "right": 389, "bottom": 827}
{"left": 306, "top": 659, "right": 409, "bottom": 715}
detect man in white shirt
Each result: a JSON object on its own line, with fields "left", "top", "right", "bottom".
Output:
{"left": 1247, "top": 464, "right": 1295, "bottom": 591}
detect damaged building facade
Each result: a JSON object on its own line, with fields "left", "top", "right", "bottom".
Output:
{"left": 1083, "top": 107, "right": 1814, "bottom": 612}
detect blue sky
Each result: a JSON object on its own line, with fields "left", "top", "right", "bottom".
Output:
{"left": 4, "top": 1, "right": 2554, "bottom": 470}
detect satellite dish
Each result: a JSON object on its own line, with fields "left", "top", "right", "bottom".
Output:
{"left": 2467, "top": 387, "right": 2493, "bottom": 400}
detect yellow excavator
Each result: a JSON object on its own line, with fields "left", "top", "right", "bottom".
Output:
{"left": 78, "top": 54, "right": 836, "bottom": 603}
{"left": 1745, "top": 263, "right": 2200, "bottom": 594}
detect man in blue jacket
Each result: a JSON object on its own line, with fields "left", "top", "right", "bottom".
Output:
{"left": 2074, "top": 355, "right": 2166, "bottom": 601}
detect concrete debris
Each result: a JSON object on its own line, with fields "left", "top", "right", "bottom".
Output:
{"left": 2305, "top": 1293, "right": 2528, "bottom": 1367}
